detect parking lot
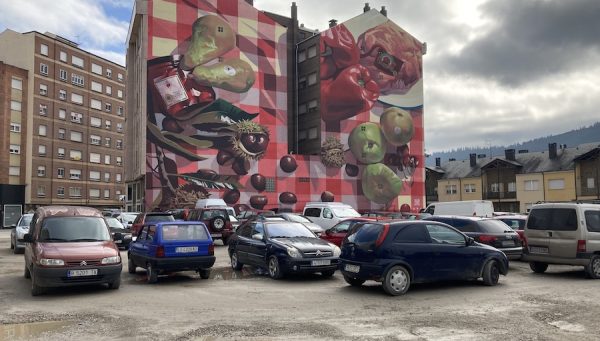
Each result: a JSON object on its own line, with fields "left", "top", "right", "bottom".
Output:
{"left": 1, "top": 229, "right": 600, "bottom": 340}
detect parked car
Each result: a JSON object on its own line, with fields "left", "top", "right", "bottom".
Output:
{"left": 131, "top": 212, "right": 175, "bottom": 237}
{"left": 22, "top": 206, "right": 122, "bottom": 296}
{"left": 421, "top": 200, "right": 494, "bottom": 218}
{"left": 339, "top": 220, "right": 509, "bottom": 296}
{"left": 117, "top": 212, "right": 141, "bottom": 229}
{"left": 128, "top": 221, "right": 215, "bottom": 283}
{"left": 186, "top": 208, "right": 234, "bottom": 245}
{"left": 228, "top": 220, "right": 340, "bottom": 279}
{"left": 523, "top": 203, "right": 600, "bottom": 278}
{"left": 10, "top": 213, "right": 33, "bottom": 254}
{"left": 278, "top": 213, "right": 324, "bottom": 235}
{"left": 320, "top": 217, "right": 375, "bottom": 246}
{"left": 303, "top": 202, "right": 361, "bottom": 229}
{"left": 236, "top": 209, "right": 275, "bottom": 223}
{"left": 494, "top": 214, "right": 528, "bottom": 250}
{"left": 106, "top": 217, "right": 132, "bottom": 249}
{"left": 424, "top": 216, "right": 523, "bottom": 260}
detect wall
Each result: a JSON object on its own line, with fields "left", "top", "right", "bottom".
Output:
{"left": 460, "top": 177, "right": 483, "bottom": 201}
{"left": 516, "top": 173, "right": 544, "bottom": 212}
{"left": 544, "top": 170, "right": 576, "bottom": 203}
{"left": 437, "top": 179, "right": 461, "bottom": 202}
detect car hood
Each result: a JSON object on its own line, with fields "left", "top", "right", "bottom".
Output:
{"left": 302, "top": 223, "right": 324, "bottom": 233}
{"left": 110, "top": 227, "right": 131, "bottom": 233}
{"left": 38, "top": 241, "right": 119, "bottom": 259}
{"left": 271, "top": 237, "right": 334, "bottom": 252}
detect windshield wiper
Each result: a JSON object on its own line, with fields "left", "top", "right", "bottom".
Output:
{"left": 40, "top": 238, "right": 68, "bottom": 242}
{"left": 269, "top": 236, "right": 290, "bottom": 238}
{"left": 69, "top": 238, "right": 105, "bottom": 242}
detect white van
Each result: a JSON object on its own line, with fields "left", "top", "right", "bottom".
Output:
{"left": 302, "top": 202, "right": 361, "bottom": 229}
{"left": 421, "top": 200, "right": 494, "bottom": 218}
{"left": 195, "top": 198, "right": 236, "bottom": 218}
{"left": 523, "top": 203, "right": 600, "bottom": 278}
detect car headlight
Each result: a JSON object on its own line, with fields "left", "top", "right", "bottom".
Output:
{"left": 332, "top": 245, "right": 341, "bottom": 257}
{"left": 101, "top": 256, "right": 121, "bottom": 264}
{"left": 287, "top": 247, "right": 302, "bottom": 258}
{"left": 40, "top": 258, "right": 64, "bottom": 266}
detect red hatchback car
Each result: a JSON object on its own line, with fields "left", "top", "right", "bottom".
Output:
{"left": 320, "top": 218, "right": 376, "bottom": 246}
{"left": 494, "top": 214, "right": 528, "bottom": 250}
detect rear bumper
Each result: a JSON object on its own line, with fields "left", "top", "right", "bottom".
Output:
{"left": 498, "top": 247, "right": 523, "bottom": 260}
{"left": 149, "top": 256, "right": 216, "bottom": 271}
{"left": 339, "top": 260, "right": 384, "bottom": 281}
{"left": 523, "top": 253, "right": 590, "bottom": 266}
{"left": 33, "top": 264, "right": 122, "bottom": 288}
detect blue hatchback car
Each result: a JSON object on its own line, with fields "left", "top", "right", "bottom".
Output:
{"left": 339, "top": 220, "right": 509, "bottom": 295}
{"left": 128, "top": 222, "right": 216, "bottom": 283}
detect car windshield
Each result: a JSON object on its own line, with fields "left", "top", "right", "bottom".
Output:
{"left": 106, "top": 217, "right": 125, "bottom": 229}
{"left": 18, "top": 215, "right": 33, "bottom": 227}
{"left": 229, "top": 215, "right": 238, "bottom": 223}
{"left": 39, "top": 217, "right": 111, "bottom": 242}
{"left": 478, "top": 220, "right": 514, "bottom": 233}
{"left": 332, "top": 207, "right": 360, "bottom": 218}
{"left": 285, "top": 214, "right": 312, "bottom": 223}
{"left": 265, "top": 223, "right": 314, "bottom": 238}
{"left": 146, "top": 214, "right": 175, "bottom": 222}
{"left": 499, "top": 218, "right": 526, "bottom": 230}
{"left": 122, "top": 213, "right": 139, "bottom": 223}
{"left": 161, "top": 224, "right": 209, "bottom": 240}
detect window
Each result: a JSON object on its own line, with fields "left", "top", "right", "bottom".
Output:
{"left": 57, "top": 167, "right": 65, "bottom": 178}
{"left": 89, "top": 171, "right": 100, "bottom": 181}
{"left": 118, "top": 73, "right": 124, "bottom": 82}
{"left": 71, "top": 74, "right": 84, "bottom": 87}
{"left": 508, "top": 182, "right": 516, "bottom": 192}
{"left": 10, "top": 123, "right": 21, "bottom": 133}
{"left": 426, "top": 224, "right": 466, "bottom": 244}
{"left": 91, "top": 81, "right": 102, "bottom": 92}
{"left": 308, "top": 127, "right": 318, "bottom": 140}
{"left": 69, "top": 187, "right": 81, "bottom": 198}
{"left": 116, "top": 156, "right": 122, "bottom": 166}
{"left": 71, "top": 93, "right": 83, "bottom": 104}
{"left": 585, "top": 211, "right": 600, "bottom": 232}
{"left": 38, "top": 144, "right": 46, "bottom": 156}
{"left": 40, "top": 63, "right": 48, "bottom": 75}
{"left": 90, "top": 117, "right": 102, "bottom": 127}
{"left": 105, "top": 137, "right": 111, "bottom": 147}
{"left": 118, "top": 106, "right": 123, "bottom": 116}
{"left": 106, "top": 85, "right": 112, "bottom": 95}
{"left": 57, "top": 187, "right": 65, "bottom": 196}
{"left": 57, "top": 148, "right": 65, "bottom": 158}
{"left": 57, "top": 109, "right": 66, "bottom": 120}
{"left": 491, "top": 183, "right": 502, "bottom": 193}
{"left": 104, "top": 172, "right": 111, "bottom": 182}
{"left": 39, "top": 104, "right": 48, "bottom": 115}
{"left": 303, "top": 208, "right": 321, "bottom": 218}
{"left": 90, "top": 99, "right": 102, "bottom": 110}
{"left": 38, "top": 125, "right": 47, "bottom": 136}
{"left": 90, "top": 135, "right": 101, "bottom": 146}
{"left": 69, "top": 150, "right": 82, "bottom": 161}
{"left": 69, "top": 169, "right": 82, "bottom": 180}
{"left": 104, "top": 189, "right": 110, "bottom": 199}
{"left": 117, "top": 90, "right": 123, "bottom": 99}
{"left": 91, "top": 63, "right": 102, "bottom": 75}
{"left": 298, "top": 50, "right": 306, "bottom": 63}
{"left": 528, "top": 208, "right": 577, "bottom": 231}
{"left": 464, "top": 184, "right": 476, "bottom": 193}
{"left": 308, "top": 99, "right": 318, "bottom": 112}
{"left": 105, "top": 155, "right": 111, "bottom": 164}
{"left": 37, "top": 185, "right": 46, "bottom": 197}
{"left": 71, "top": 112, "right": 82, "bottom": 123}
{"left": 116, "top": 173, "right": 122, "bottom": 182}
{"left": 307, "top": 72, "right": 317, "bottom": 86}
{"left": 105, "top": 120, "right": 111, "bottom": 130}
{"left": 116, "top": 123, "right": 123, "bottom": 132}
{"left": 59, "top": 51, "right": 67, "bottom": 62}
{"left": 587, "top": 178, "right": 596, "bottom": 189}
{"left": 105, "top": 103, "right": 112, "bottom": 112}
{"left": 307, "top": 45, "right": 317, "bottom": 58}
{"left": 37, "top": 166, "right": 46, "bottom": 177}
{"left": 394, "top": 225, "right": 429, "bottom": 243}
{"left": 11, "top": 77, "right": 22, "bottom": 90}
{"left": 59, "top": 69, "right": 67, "bottom": 81}
{"left": 116, "top": 139, "right": 123, "bottom": 149}
{"left": 89, "top": 152, "right": 101, "bottom": 163}
{"left": 39, "top": 84, "right": 48, "bottom": 96}
{"left": 72, "top": 55, "right": 84, "bottom": 68}
{"left": 59, "top": 89, "right": 67, "bottom": 100}
{"left": 298, "top": 130, "right": 307, "bottom": 141}
{"left": 548, "top": 179, "right": 565, "bottom": 190}
{"left": 524, "top": 180, "right": 539, "bottom": 191}
{"left": 40, "top": 43, "right": 48, "bottom": 56}
{"left": 445, "top": 184, "right": 457, "bottom": 194}
{"left": 9, "top": 166, "right": 20, "bottom": 176}
{"left": 9, "top": 144, "right": 20, "bottom": 154}
{"left": 106, "top": 68, "right": 112, "bottom": 78}
{"left": 11, "top": 100, "right": 22, "bottom": 111}
{"left": 70, "top": 131, "right": 83, "bottom": 142}
{"left": 298, "top": 103, "right": 307, "bottom": 115}
{"left": 58, "top": 128, "right": 65, "bottom": 139}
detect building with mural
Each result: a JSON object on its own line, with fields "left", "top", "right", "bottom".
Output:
{"left": 125, "top": 0, "right": 425, "bottom": 213}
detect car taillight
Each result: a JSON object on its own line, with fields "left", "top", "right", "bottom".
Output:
{"left": 375, "top": 224, "right": 390, "bottom": 248}
{"left": 208, "top": 243, "right": 214, "bottom": 255}
{"left": 577, "top": 240, "right": 586, "bottom": 253}
{"left": 477, "top": 235, "right": 497, "bottom": 244}
{"left": 156, "top": 245, "right": 165, "bottom": 258}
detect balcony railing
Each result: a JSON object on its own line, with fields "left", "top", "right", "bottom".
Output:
{"left": 483, "top": 191, "right": 517, "bottom": 200}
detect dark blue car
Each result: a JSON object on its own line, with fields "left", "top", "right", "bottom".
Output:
{"left": 128, "top": 222, "right": 215, "bottom": 283}
{"left": 339, "top": 220, "right": 509, "bottom": 295}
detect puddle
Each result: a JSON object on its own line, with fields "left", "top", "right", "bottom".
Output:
{"left": 210, "top": 267, "right": 263, "bottom": 280}
{"left": 548, "top": 321, "right": 585, "bottom": 332}
{"left": 0, "top": 321, "right": 73, "bottom": 340}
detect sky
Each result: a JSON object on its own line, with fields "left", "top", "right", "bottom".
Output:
{"left": 1, "top": 0, "right": 599, "bottom": 153}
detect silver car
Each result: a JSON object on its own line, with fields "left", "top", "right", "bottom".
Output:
{"left": 10, "top": 213, "right": 33, "bottom": 254}
{"left": 279, "top": 213, "right": 325, "bottom": 235}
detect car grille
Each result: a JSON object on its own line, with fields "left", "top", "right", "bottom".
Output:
{"left": 66, "top": 260, "right": 102, "bottom": 267}
{"left": 303, "top": 250, "right": 333, "bottom": 258}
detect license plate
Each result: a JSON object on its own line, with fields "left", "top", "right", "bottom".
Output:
{"left": 115, "top": 240, "right": 122, "bottom": 244}
{"left": 501, "top": 240, "right": 514, "bottom": 247}
{"left": 176, "top": 246, "right": 198, "bottom": 253}
{"left": 68, "top": 269, "right": 98, "bottom": 277}
{"left": 311, "top": 259, "right": 331, "bottom": 266}
{"left": 344, "top": 264, "right": 360, "bottom": 273}
{"left": 530, "top": 246, "right": 549, "bottom": 254}
{"left": 210, "top": 233, "right": 222, "bottom": 238}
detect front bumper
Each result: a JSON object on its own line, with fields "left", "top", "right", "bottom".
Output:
{"left": 33, "top": 264, "right": 122, "bottom": 287}
{"left": 279, "top": 257, "right": 339, "bottom": 274}
{"left": 148, "top": 255, "right": 216, "bottom": 272}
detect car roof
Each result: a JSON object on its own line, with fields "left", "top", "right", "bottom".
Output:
{"left": 495, "top": 215, "right": 527, "bottom": 219}
{"left": 156, "top": 221, "right": 206, "bottom": 226}
{"left": 426, "top": 215, "right": 489, "bottom": 221}
{"left": 531, "top": 203, "right": 600, "bottom": 209}
{"left": 145, "top": 212, "right": 174, "bottom": 215}
{"left": 36, "top": 206, "right": 103, "bottom": 218}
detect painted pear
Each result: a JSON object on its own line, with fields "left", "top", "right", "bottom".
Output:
{"left": 182, "top": 15, "right": 236, "bottom": 70}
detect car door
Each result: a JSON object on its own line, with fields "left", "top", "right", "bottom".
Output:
{"left": 130, "top": 225, "right": 150, "bottom": 265}
{"left": 425, "top": 223, "right": 480, "bottom": 280}
{"left": 324, "top": 220, "right": 352, "bottom": 246}
{"left": 245, "top": 223, "right": 268, "bottom": 266}
{"left": 389, "top": 224, "right": 433, "bottom": 283}
{"left": 304, "top": 208, "right": 323, "bottom": 228}
{"left": 234, "top": 223, "right": 254, "bottom": 264}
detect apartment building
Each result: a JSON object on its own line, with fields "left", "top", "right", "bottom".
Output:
{"left": 0, "top": 30, "right": 126, "bottom": 214}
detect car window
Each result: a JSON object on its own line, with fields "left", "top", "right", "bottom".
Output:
{"left": 147, "top": 225, "right": 157, "bottom": 241}
{"left": 528, "top": 208, "right": 578, "bottom": 231}
{"left": 585, "top": 210, "right": 600, "bottom": 232}
{"left": 133, "top": 214, "right": 142, "bottom": 224}
{"left": 238, "top": 223, "right": 253, "bottom": 237}
{"left": 333, "top": 221, "right": 352, "bottom": 233}
{"left": 323, "top": 208, "right": 333, "bottom": 219}
{"left": 161, "top": 224, "right": 208, "bottom": 240}
{"left": 265, "top": 223, "right": 314, "bottom": 238}
{"left": 477, "top": 220, "right": 512, "bottom": 233}
{"left": 18, "top": 215, "right": 33, "bottom": 227}
{"left": 426, "top": 224, "right": 465, "bottom": 245}
{"left": 138, "top": 225, "right": 148, "bottom": 241}
{"left": 331, "top": 207, "right": 361, "bottom": 218}
{"left": 285, "top": 214, "right": 312, "bottom": 224}
{"left": 499, "top": 218, "right": 525, "bottom": 230}
{"left": 347, "top": 223, "right": 383, "bottom": 243}
{"left": 106, "top": 217, "right": 125, "bottom": 229}
{"left": 252, "top": 223, "right": 264, "bottom": 236}
{"left": 452, "top": 219, "right": 478, "bottom": 232}
{"left": 146, "top": 214, "right": 175, "bottom": 223}
{"left": 304, "top": 208, "right": 321, "bottom": 218}
{"left": 39, "top": 217, "right": 110, "bottom": 242}
{"left": 394, "top": 225, "right": 429, "bottom": 243}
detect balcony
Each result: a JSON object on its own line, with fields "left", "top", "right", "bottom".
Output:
{"left": 483, "top": 191, "right": 517, "bottom": 200}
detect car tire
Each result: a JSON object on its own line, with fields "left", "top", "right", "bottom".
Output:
{"left": 382, "top": 265, "right": 410, "bottom": 296}
{"left": 199, "top": 269, "right": 210, "bottom": 279}
{"left": 222, "top": 236, "right": 230, "bottom": 246}
{"left": 268, "top": 256, "right": 284, "bottom": 280}
{"left": 530, "top": 262, "right": 548, "bottom": 274}
{"left": 24, "top": 264, "right": 31, "bottom": 279}
{"left": 10, "top": 237, "right": 14, "bottom": 250}
{"left": 31, "top": 271, "right": 44, "bottom": 296}
{"left": 586, "top": 255, "right": 600, "bottom": 279}
{"left": 321, "top": 270, "right": 335, "bottom": 278}
{"left": 482, "top": 260, "right": 500, "bottom": 286}
{"left": 128, "top": 256, "right": 136, "bottom": 274}
{"left": 146, "top": 263, "right": 158, "bottom": 284}
{"left": 108, "top": 277, "right": 121, "bottom": 290}
{"left": 343, "top": 275, "right": 365, "bottom": 287}
{"left": 210, "top": 216, "right": 225, "bottom": 231}
{"left": 231, "top": 251, "right": 244, "bottom": 271}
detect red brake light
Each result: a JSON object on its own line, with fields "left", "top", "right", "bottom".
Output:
{"left": 156, "top": 245, "right": 165, "bottom": 258}
{"left": 208, "top": 243, "right": 214, "bottom": 255}
{"left": 477, "top": 235, "right": 497, "bottom": 243}
{"left": 375, "top": 224, "right": 390, "bottom": 247}
{"left": 577, "top": 240, "right": 586, "bottom": 253}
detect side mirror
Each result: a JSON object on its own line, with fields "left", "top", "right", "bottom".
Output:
{"left": 252, "top": 233, "right": 263, "bottom": 241}
{"left": 325, "top": 229, "right": 332, "bottom": 235}
{"left": 9, "top": 224, "right": 16, "bottom": 229}
{"left": 466, "top": 237, "right": 475, "bottom": 246}
{"left": 113, "top": 232, "right": 123, "bottom": 240}
{"left": 21, "top": 233, "right": 33, "bottom": 243}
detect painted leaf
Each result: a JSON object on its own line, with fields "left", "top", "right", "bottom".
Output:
{"left": 147, "top": 122, "right": 207, "bottom": 161}
{"left": 174, "top": 172, "right": 244, "bottom": 190}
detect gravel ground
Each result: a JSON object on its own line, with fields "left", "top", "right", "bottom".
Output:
{"left": 1, "top": 229, "right": 599, "bottom": 340}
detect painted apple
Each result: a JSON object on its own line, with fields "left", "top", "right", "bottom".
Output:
{"left": 361, "top": 163, "right": 403, "bottom": 204}
{"left": 380, "top": 107, "right": 414, "bottom": 146}
{"left": 348, "top": 122, "right": 385, "bottom": 164}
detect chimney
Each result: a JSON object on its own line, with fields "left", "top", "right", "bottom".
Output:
{"left": 435, "top": 157, "right": 441, "bottom": 167}
{"left": 477, "top": 154, "right": 486, "bottom": 159}
{"left": 363, "top": 3, "right": 370, "bottom": 12}
{"left": 380, "top": 6, "right": 387, "bottom": 16}
{"left": 245, "top": 0, "right": 253, "bottom": 6}
{"left": 549, "top": 143, "right": 557, "bottom": 159}
{"left": 469, "top": 153, "right": 476, "bottom": 167}
{"left": 329, "top": 19, "right": 337, "bottom": 27}
{"left": 449, "top": 158, "right": 456, "bottom": 162}
{"left": 505, "top": 149, "right": 516, "bottom": 161}
{"left": 518, "top": 149, "right": 528, "bottom": 154}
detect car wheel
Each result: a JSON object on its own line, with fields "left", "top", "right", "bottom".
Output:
{"left": 344, "top": 275, "right": 366, "bottom": 287}
{"left": 128, "top": 256, "right": 136, "bottom": 274}
{"left": 482, "top": 260, "right": 500, "bottom": 286}
{"left": 382, "top": 265, "right": 410, "bottom": 296}
{"left": 146, "top": 263, "right": 158, "bottom": 284}
{"left": 199, "top": 269, "right": 210, "bottom": 279}
{"left": 231, "top": 251, "right": 243, "bottom": 271}
{"left": 211, "top": 216, "right": 225, "bottom": 230}
{"left": 586, "top": 255, "right": 600, "bottom": 279}
{"left": 31, "top": 271, "right": 44, "bottom": 296}
{"left": 10, "top": 237, "right": 14, "bottom": 250}
{"left": 24, "top": 264, "right": 31, "bottom": 279}
{"left": 268, "top": 256, "right": 284, "bottom": 280}
{"left": 222, "top": 236, "right": 230, "bottom": 246}
{"left": 321, "top": 270, "right": 335, "bottom": 278}
{"left": 108, "top": 277, "right": 121, "bottom": 290}
{"left": 530, "top": 262, "right": 548, "bottom": 274}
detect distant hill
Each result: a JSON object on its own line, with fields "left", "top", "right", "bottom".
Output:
{"left": 425, "top": 122, "right": 600, "bottom": 167}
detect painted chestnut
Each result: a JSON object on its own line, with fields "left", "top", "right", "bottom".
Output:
{"left": 223, "top": 189, "right": 240, "bottom": 205}
{"left": 321, "top": 191, "right": 335, "bottom": 202}
{"left": 279, "top": 192, "right": 297, "bottom": 204}
{"left": 250, "top": 173, "right": 266, "bottom": 192}
{"left": 232, "top": 157, "right": 249, "bottom": 175}
{"left": 345, "top": 163, "right": 359, "bottom": 177}
{"left": 250, "top": 195, "right": 268, "bottom": 209}
{"left": 240, "top": 133, "right": 269, "bottom": 154}
{"left": 280, "top": 155, "right": 297, "bottom": 173}
{"left": 217, "top": 149, "right": 234, "bottom": 166}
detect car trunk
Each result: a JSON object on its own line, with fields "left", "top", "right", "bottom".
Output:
{"left": 341, "top": 223, "right": 386, "bottom": 263}
{"left": 161, "top": 240, "right": 213, "bottom": 257}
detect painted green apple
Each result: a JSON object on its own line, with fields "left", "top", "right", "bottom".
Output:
{"left": 361, "top": 163, "right": 403, "bottom": 204}
{"left": 380, "top": 107, "right": 414, "bottom": 146}
{"left": 348, "top": 122, "right": 385, "bottom": 164}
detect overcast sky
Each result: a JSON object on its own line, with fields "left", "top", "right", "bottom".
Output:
{"left": 1, "top": 0, "right": 599, "bottom": 153}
